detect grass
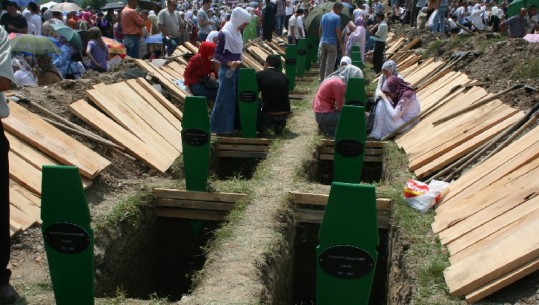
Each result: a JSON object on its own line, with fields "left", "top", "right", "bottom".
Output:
{"left": 423, "top": 40, "right": 444, "bottom": 59}
{"left": 512, "top": 57, "right": 539, "bottom": 79}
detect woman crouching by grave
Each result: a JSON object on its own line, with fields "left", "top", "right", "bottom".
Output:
{"left": 313, "top": 65, "right": 363, "bottom": 138}
{"left": 374, "top": 60, "right": 403, "bottom": 100}
{"left": 183, "top": 41, "right": 218, "bottom": 103}
{"left": 369, "top": 76, "right": 421, "bottom": 140}
{"left": 210, "top": 7, "right": 252, "bottom": 136}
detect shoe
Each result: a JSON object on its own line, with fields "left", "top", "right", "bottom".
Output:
{"left": 0, "top": 284, "right": 18, "bottom": 304}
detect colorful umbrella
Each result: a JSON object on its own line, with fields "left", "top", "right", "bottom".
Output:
{"left": 102, "top": 37, "right": 126, "bottom": 57}
{"left": 50, "top": 23, "right": 82, "bottom": 50}
{"left": 49, "top": 2, "right": 82, "bottom": 12}
{"left": 10, "top": 34, "right": 61, "bottom": 55}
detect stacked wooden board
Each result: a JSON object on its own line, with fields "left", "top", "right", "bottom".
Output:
{"left": 4, "top": 101, "right": 111, "bottom": 236}
{"left": 394, "top": 59, "right": 524, "bottom": 179}
{"left": 433, "top": 125, "right": 539, "bottom": 303}
{"left": 70, "top": 78, "right": 182, "bottom": 174}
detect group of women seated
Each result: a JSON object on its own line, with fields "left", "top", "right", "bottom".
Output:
{"left": 313, "top": 59, "right": 421, "bottom": 140}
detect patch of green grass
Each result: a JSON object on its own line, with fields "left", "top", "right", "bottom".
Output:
{"left": 148, "top": 293, "right": 169, "bottom": 305}
{"left": 423, "top": 40, "right": 444, "bottom": 59}
{"left": 476, "top": 35, "right": 506, "bottom": 53}
{"left": 93, "top": 186, "right": 153, "bottom": 232}
{"left": 512, "top": 57, "right": 539, "bottom": 79}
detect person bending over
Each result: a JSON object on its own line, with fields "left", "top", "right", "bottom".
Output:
{"left": 256, "top": 55, "right": 290, "bottom": 136}
{"left": 184, "top": 41, "right": 218, "bottom": 102}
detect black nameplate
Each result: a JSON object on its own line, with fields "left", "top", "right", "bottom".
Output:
{"left": 44, "top": 223, "right": 91, "bottom": 254}
{"left": 297, "top": 49, "right": 307, "bottom": 56}
{"left": 307, "top": 43, "right": 314, "bottom": 49}
{"left": 335, "top": 139, "right": 364, "bottom": 157}
{"left": 239, "top": 91, "right": 258, "bottom": 103}
{"left": 347, "top": 100, "right": 364, "bottom": 106}
{"left": 182, "top": 128, "right": 210, "bottom": 146}
{"left": 319, "top": 245, "right": 374, "bottom": 279}
{"left": 286, "top": 58, "right": 297, "bottom": 66}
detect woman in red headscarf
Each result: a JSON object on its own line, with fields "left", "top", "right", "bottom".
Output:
{"left": 183, "top": 41, "right": 218, "bottom": 102}
{"left": 369, "top": 75, "right": 421, "bottom": 140}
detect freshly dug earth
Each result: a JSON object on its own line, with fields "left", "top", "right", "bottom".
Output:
{"left": 7, "top": 30, "right": 539, "bottom": 305}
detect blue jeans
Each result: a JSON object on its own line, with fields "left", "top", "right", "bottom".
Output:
{"left": 191, "top": 82, "right": 218, "bottom": 102}
{"left": 276, "top": 15, "right": 286, "bottom": 35}
{"left": 432, "top": 6, "right": 448, "bottom": 33}
{"left": 123, "top": 35, "right": 141, "bottom": 58}
{"left": 315, "top": 111, "right": 341, "bottom": 139}
{"left": 210, "top": 65, "right": 239, "bottom": 134}
{"left": 198, "top": 33, "right": 208, "bottom": 42}
{"left": 162, "top": 37, "right": 180, "bottom": 56}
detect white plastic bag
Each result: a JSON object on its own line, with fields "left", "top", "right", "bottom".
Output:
{"left": 403, "top": 179, "right": 450, "bottom": 213}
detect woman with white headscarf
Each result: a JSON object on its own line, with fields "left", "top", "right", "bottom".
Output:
{"left": 206, "top": 30, "right": 219, "bottom": 43}
{"left": 374, "top": 60, "right": 403, "bottom": 100}
{"left": 210, "top": 7, "right": 251, "bottom": 136}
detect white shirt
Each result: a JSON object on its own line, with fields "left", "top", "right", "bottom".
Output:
{"left": 29, "top": 14, "right": 42, "bottom": 35}
{"left": 375, "top": 20, "right": 388, "bottom": 42}
{"left": 285, "top": 2, "right": 294, "bottom": 15}
{"left": 297, "top": 15, "right": 305, "bottom": 38}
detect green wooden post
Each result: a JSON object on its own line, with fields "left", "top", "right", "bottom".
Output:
{"left": 41, "top": 165, "right": 94, "bottom": 305}
{"left": 351, "top": 46, "right": 364, "bottom": 69}
{"left": 182, "top": 96, "right": 211, "bottom": 192}
{"left": 333, "top": 105, "right": 366, "bottom": 184}
{"left": 316, "top": 182, "right": 379, "bottom": 305}
{"left": 312, "top": 37, "right": 320, "bottom": 65}
{"left": 345, "top": 78, "right": 366, "bottom": 106}
{"left": 285, "top": 44, "right": 297, "bottom": 91}
{"left": 305, "top": 36, "right": 315, "bottom": 71}
{"left": 296, "top": 38, "right": 307, "bottom": 77}
{"left": 238, "top": 68, "right": 259, "bottom": 138}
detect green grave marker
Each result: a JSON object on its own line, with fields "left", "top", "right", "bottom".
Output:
{"left": 351, "top": 46, "right": 364, "bottom": 69}
{"left": 316, "top": 182, "right": 379, "bottom": 305}
{"left": 305, "top": 36, "right": 315, "bottom": 71}
{"left": 182, "top": 96, "right": 211, "bottom": 192}
{"left": 345, "top": 78, "right": 366, "bottom": 106}
{"left": 296, "top": 38, "right": 307, "bottom": 77}
{"left": 41, "top": 165, "right": 94, "bottom": 305}
{"left": 311, "top": 37, "right": 320, "bottom": 65}
{"left": 333, "top": 105, "right": 366, "bottom": 184}
{"left": 238, "top": 68, "right": 260, "bottom": 138}
{"left": 285, "top": 44, "right": 297, "bottom": 91}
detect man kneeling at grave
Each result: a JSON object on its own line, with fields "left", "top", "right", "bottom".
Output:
{"left": 256, "top": 55, "right": 291, "bottom": 136}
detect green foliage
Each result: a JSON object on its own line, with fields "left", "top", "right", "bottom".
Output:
{"left": 423, "top": 40, "right": 444, "bottom": 59}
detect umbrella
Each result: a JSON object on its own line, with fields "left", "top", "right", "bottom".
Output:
{"left": 101, "top": 2, "right": 126, "bottom": 10}
{"left": 305, "top": 1, "right": 351, "bottom": 38}
{"left": 507, "top": 0, "right": 539, "bottom": 16}
{"left": 523, "top": 33, "right": 539, "bottom": 43}
{"left": 145, "top": 33, "right": 163, "bottom": 44}
{"left": 9, "top": 32, "right": 62, "bottom": 47}
{"left": 50, "top": 23, "right": 82, "bottom": 50}
{"left": 41, "top": 1, "right": 58, "bottom": 9}
{"left": 10, "top": 34, "right": 61, "bottom": 55}
{"left": 49, "top": 2, "right": 82, "bottom": 12}
{"left": 138, "top": 0, "right": 162, "bottom": 12}
{"left": 102, "top": 37, "right": 126, "bottom": 56}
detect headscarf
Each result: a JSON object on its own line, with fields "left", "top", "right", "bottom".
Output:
{"left": 381, "top": 60, "right": 398, "bottom": 76}
{"left": 198, "top": 41, "right": 216, "bottom": 71}
{"left": 324, "top": 65, "right": 364, "bottom": 89}
{"left": 382, "top": 76, "right": 415, "bottom": 106}
{"left": 221, "top": 7, "right": 251, "bottom": 54}
{"left": 206, "top": 30, "right": 219, "bottom": 42}
{"left": 82, "top": 11, "right": 92, "bottom": 22}
{"left": 345, "top": 17, "right": 366, "bottom": 58}
{"left": 340, "top": 56, "right": 351, "bottom": 66}
{"left": 352, "top": 8, "right": 364, "bottom": 21}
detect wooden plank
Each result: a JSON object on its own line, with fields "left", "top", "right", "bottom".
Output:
{"left": 296, "top": 209, "right": 389, "bottom": 229}
{"left": 3, "top": 102, "right": 111, "bottom": 179}
{"left": 465, "top": 256, "right": 539, "bottom": 303}
{"left": 10, "top": 180, "right": 40, "bottom": 207}
{"left": 216, "top": 144, "right": 269, "bottom": 152}
{"left": 134, "top": 59, "right": 187, "bottom": 101}
{"left": 167, "top": 61, "right": 186, "bottom": 76}
{"left": 319, "top": 146, "right": 383, "bottom": 155}
{"left": 104, "top": 82, "right": 182, "bottom": 152}
{"left": 86, "top": 87, "right": 180, "bottom": 159}
{"left": 433, "top": 126, "right": 539, "bottom": 224}
{"left": 321, "top": 139, "right": 385, "bottom": 148}
{"left": 6, "top": 131, "right": 59, "bottom": 169}
{"left": 125, "top": 79, "right": 182, "bottom": 131}
{"left": 434, "top": 155, "right": 539, "bottom": 237}
{"left": 9, "top": 151, "right": 43, "bottom": 195}
{"left": 134, "top": 78, "right": 183, "bottom": 121}
{"left": 69, "top": 100, "right": 174, "bottom": 173}
{"left": 319, "top": 155, "right": 383, "bottom": 163}
{"left": 154, "top": 198, "right": 235, "bottom": 211}
{"left": 10, "top": 203, "right": 37, "bottom": 230}
{"left": 153, "top": 188, "right": 247, "bottom": 203}
{"left": 10, "top": 180, "right": 41, "bottom": 222}
{"left": 184, "top": 42, "right": 199, "bottom": 54}
{"left": 10, "top": 219, "right": 22, "bottom": 237}
{"left": 217, "top": 151, "right": 267, "bottom": 158}
{"left": 156, "top": 207, "right": 226, "bottom": 221}
{"left": 216, "top": 137, "right": 273, "bottom": 145}
{"left": 289, "top": 192, "right": 392, "bottom": 211}
{"left": 443, "top": 203, "right": 539, "bottom": 296}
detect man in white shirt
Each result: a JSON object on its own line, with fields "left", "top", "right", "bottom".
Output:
{"left": 28, "top": 3, "right": 42, "bottom": 35}
{"left": 158, "top": 0, "right": 181, "bottom": 55}
{"left": 284, "top": 0, "right": 294, "bottom": 31}
{"left": 287, "top": 8, "right": 304, "bottom": 44}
